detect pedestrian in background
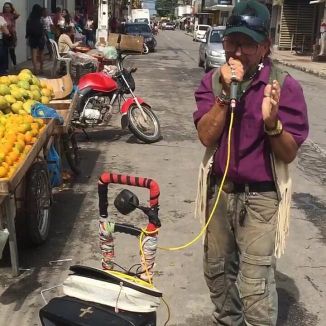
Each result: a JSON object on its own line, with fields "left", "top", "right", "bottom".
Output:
{"left": 194, "top": 1, "right": 309, "bottom": 325}
{"left": 62, "top": 9, "right": 75, "bottom": 29}
{"left": 41, "top": 7, "right": 54, "bottom": 59}
{"left": 0, "top": 15, "right": 9, "bottom": 75}
{"left": 84, "top": 16, "right": 95, "bottom": 48}
{"left": 53, "top": 6, "right": 64, "bottom": 40}
{"left": 26, "top": 4, "right": 46, "bottom": 75}
{"left": 1, "top": 2, "right": 20, "bottom": 68}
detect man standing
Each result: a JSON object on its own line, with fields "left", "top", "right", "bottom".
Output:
{"left": 193, "top": 1, "right": 309, "bottom": 325}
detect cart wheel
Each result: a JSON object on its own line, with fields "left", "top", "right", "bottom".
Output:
{"left": 62, "top": 127, "right": 80, "bottom": 175}
{"left": 26, "top": 161, "right": 52, "bottom": 245}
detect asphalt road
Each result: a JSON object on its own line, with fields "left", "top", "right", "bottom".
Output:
{"left": 0, "top": 30, "right": 325, "bottom": 326}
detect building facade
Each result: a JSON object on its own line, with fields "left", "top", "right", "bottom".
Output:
{"left": 271, "top": 0, "right": 325, "bottom": 51}
{"left": 194, "top": 0, "right": 325, "bottom": 53}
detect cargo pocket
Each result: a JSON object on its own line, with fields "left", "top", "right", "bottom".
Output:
{"left": 246, "top": 192, "right": 279, "bottom": 223}
{"left": 203, "top": 257, "right": 225, "bottom": 297}
{"left": 237, "top": 271, "right": 267, "bottom": 312}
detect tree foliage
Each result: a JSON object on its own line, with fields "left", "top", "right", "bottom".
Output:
{"left": 155, "top": 0, "right": 178, "bottom": 17}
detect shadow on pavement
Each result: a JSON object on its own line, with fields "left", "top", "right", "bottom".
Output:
{"left": 0, "top": 190, "right": 85, "bottom": 308}
{"left": 277, "top": 271, "right": 318, "bottom": 325}
{"left": 75, "top": 127, "right": 129, "bottom": 144}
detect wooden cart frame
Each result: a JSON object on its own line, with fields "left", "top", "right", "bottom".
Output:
{"left": 0, "top": 93, "right": 78, "bottom": 276}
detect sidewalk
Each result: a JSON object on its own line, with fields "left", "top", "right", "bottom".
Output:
{"left": 272, "top": 49, "right": 326, "bottom": 79}
{"left": 9, "top": 55, "right": 54, "bottom": 79}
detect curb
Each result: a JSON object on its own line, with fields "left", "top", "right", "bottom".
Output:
{"left": 272, "top": 57, "right": 326, "bottom": 79}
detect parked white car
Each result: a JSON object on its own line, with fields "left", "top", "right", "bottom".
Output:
{"left": 193, "top": 24, "right": 210, "bottom": 41}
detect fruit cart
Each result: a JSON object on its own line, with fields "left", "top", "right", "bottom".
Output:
{"left": 0, "top": 118, "right": 55, "bottom": 276}
{"left": 0, "top": 74, "right": 79, "bottom": 276}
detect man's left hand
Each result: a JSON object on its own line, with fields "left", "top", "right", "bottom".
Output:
{"left": 262, "top": 80, "right": 280, "bottom": 129}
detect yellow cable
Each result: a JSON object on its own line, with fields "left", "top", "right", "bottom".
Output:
{"left": 159, "top": 109, "right": 235, "bottom": 251}
{"left": 137, "top": 109, "right": 234, "bottom": 285}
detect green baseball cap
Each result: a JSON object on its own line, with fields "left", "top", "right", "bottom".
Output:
{"left": 224, "top": 0, "right": 270, "bottom": 43}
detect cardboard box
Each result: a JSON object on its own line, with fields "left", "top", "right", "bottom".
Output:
{"left": 119, "top": 34, "right": 144, "bottom": 53}
{"left": 107, "top": 33, "right": 120, "bottom": 48}
{"left": 107, "top": 33, "right": 144, "bottom": 53}
{"left": 40, "top": 74, "right": 74, "bottom": 100}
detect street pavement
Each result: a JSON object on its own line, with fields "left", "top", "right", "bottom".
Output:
{"left": 0, "top": 30, "right": 326, "bottom": 326}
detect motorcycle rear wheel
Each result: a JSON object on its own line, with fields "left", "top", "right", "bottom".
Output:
{"left": 127, "top": 104, "right": 161, "bottom": 143}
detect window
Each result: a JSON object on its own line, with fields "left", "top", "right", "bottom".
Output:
{"left": 198, "top": 26, "right": 209, "bottom": 31}
{"left": 125, "top": 24, "right": 151, "bottom": 34}
{"left": 210, "top": 30, "right": 224, "bottom": 43}
{"left": 134, "top": 18, "right": 149, "bottom": 24}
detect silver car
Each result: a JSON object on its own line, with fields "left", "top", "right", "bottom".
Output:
{"left": 198, "top": 26, "right": 226, "bottom": 72}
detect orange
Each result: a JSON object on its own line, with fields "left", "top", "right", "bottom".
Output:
{"left": 0, "top": 166, "right": 7, "bottom": 178}
{"left": 25, "top": 115, "right": 34, "bottom": 123}
{"left": 30, "top": 128, "right": 38, "bottom": 137}
{"left": 35, "top": 118, "right": 44, "bottom": 127}
{"left": 24, "top": 144, "right": 32, "bottom": 153}
{"left": 5, "top": 155, "right": 13, "bottom": 166}
{"left": 15, "top": 140, "right": 25, "bottom": 153}
{"left": 2, "top": 162, "right": 9, "bottom": 170}
{"left": 8, "top": 151, "right": 18, "bottom": 163}
{"left": 17, "top": 155, "right": 25, "bottom": 165}
{"left": 16, "top": 133, "right": 25, "bottom": 142}
{"left": 31, "top": 123, "right": 39, "bottom": 130}
{"left": 24, "top": 132, "right": 33, "bottom": 144}
{"left": 2, "top": 143, "right": 12, "bottom": 155}
{"left": 30, "top": 137, "right": 37, "bottom": 144}
{"left": 7, "top": 166, "right": 16, "bottom": 178}
{"left": 6, "top": 133, "right": 16, "bottom": 144}
{"left": 0, "top": 151, "right": 4, "bottom": 162}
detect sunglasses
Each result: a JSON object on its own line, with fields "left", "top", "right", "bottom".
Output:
{"left": 226, "top": 15, "right": 269, "bottom": 35}
{"left": 222, "top": 39, "right": 258, "bottom": 55}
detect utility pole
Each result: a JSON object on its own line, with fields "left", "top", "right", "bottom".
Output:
{"left": 97, "top": 0, "right": 109, "bottom": 41}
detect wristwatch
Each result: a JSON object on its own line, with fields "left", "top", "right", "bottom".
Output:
{"left": 264, "top": 119, "right": 283, "bottom": 137}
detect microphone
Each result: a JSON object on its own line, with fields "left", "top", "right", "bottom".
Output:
{"left": 230, "top": 77, "right": 238, "bottom": 109}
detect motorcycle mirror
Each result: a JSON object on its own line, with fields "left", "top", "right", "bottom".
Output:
{"left": 114, "top": 189, "right": 140, "bottom": 215}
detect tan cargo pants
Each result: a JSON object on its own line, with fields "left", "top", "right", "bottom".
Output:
{"left": 204, "top": 182, "right": 279, "bottom": 326}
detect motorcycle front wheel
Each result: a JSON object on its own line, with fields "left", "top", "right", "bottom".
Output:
{"left": 143, "top": 43, "right": 149, "bottom": 54}
{"left": 127, "top": 104, "right": 161, "bottom": 143}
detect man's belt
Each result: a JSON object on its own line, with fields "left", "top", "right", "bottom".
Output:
{"left": 218, "top": 180, "right": 276, "bottom": 194}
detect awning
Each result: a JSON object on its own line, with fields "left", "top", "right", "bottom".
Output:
{"left": 309, "top": 0, "right": 325, "bottom": 3}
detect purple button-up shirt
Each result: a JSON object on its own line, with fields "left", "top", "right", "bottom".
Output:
{"left": 194, "top": 58, "right": 309, "bottom": 183}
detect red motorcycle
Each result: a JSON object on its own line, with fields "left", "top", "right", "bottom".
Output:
{"left": 72, "top": 51, "right": 161, "bottom": 143}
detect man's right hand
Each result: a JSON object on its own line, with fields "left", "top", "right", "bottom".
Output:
{"left": 220, "top": 57, "right": 244, "bottom": 95}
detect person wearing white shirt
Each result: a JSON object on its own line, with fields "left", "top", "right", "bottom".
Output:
{"left": 41, "top": 7, "right": 54, "bottom": 59}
